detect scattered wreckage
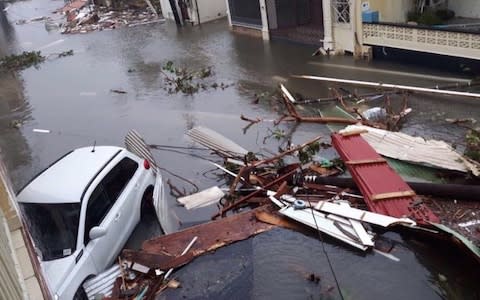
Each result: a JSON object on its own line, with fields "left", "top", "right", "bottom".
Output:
{"left": 80, "top": 117, "right": 479, "bottom": 299}
{"left": 18, "top": 72, "right": 480, "bottom": 298}
{"left": 18, "top": 0, "right": 167, "bottom": 34}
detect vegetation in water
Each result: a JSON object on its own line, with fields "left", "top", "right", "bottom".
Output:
{"left": 0, "top": 51, "right": 45, "bottom": 71}
{"left": 465, "top": 129, "right": 480, "bottom": 162}
{"left": 297, "top": 141, "right": 320, "bottom": 164}
{"left": 160, "top": 61, "right": 232, "bottom": 95}
{"left": 0, "top": 50, "right": 74, "bottom": 71}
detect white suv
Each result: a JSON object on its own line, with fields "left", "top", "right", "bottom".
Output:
{"left": 17, "top": 145, "right": 165, "bottom": 300}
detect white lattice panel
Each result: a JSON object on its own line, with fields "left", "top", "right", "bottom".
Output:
{"left": 363, "top": 23, "right": 480, "bottom": 60}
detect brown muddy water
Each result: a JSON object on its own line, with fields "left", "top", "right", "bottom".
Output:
{"left": 1, "top": 0, "right": 480, "bottom": 299}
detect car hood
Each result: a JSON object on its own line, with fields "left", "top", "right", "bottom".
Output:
{"left": 41, "top": 254, "right": 77, "bottom": 294}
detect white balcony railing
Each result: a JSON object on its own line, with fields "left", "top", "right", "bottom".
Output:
{"left": 363, "top": 23, "right": 480, "bottom": 60}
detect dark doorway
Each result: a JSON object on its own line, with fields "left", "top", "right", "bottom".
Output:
{"left": 229, "top": 0, "right": 262, "bottom": 27}
{"left": 269, "top": 0, "right": 324, "bottom": 46}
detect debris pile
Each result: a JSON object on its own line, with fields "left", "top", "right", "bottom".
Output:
{"left": 56, "top": 0, "right": 165, "bottom": 34}
{"left": 81, "top": 76, "right": 480, "bottom": 298}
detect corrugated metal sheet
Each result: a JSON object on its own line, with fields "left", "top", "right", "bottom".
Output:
{"left": 83, "top": 264, "right": 121, "bottom": 300}
{"left": 187, "top": 126, "right": 248, "bottom": 158}
{"left": 340, "top": 125, "right": 480, "bottom": 176}
{"left": 125, "top": 130, "right": 158, "bottom": 174}
{"left": 332, "top": 133, "right": 439, "bottom": 225}
{"left": 320, "top": 106, "right": 447, "bottom": 183}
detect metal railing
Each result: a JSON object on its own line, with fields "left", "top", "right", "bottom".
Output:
{"left": 363, "top": 22, "right": 480, "bottom": 60}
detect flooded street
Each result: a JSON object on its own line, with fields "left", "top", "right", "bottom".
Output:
{"left": 1, "top": 0, "right": 480, "bottom": 298}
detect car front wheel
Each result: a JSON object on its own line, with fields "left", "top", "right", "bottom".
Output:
{"left": 73, "top": 286, "right": 87, "bottom": 300}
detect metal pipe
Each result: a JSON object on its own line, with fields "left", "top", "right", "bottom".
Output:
{"left": 293, "top": 75, "right": 480, "bottom": 99}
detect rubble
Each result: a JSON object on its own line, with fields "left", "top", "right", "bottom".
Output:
{"left": 60, "top": 7, "right": 164, "bottom": 34}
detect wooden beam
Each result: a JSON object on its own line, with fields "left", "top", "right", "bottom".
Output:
{"left": 371, "top": 190, "right": 416, "bottom": 201}
{"left": 345, "top": 158, "right": 387, "bottom": 165}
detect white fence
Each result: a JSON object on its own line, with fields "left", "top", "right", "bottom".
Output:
{"left": 363, "top": 23, "right": 480, "bottom": 60}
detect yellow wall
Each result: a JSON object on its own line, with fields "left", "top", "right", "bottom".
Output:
{"left": 364, "top": 0, "right": 414, "bottom": 23}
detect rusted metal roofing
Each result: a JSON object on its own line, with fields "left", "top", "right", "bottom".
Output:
{"left": 332, "top": 132, "right": 439, "bottom": 225}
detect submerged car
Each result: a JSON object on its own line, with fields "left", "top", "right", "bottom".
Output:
{"left": 17, "top": 145, "right": 165, "bottom": 300}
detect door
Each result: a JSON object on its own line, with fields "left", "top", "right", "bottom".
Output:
{"left": 83, "top": 157, "right": 139, "bottom": 271}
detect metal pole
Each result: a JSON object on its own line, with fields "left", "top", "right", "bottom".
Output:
{"left": 168, "top": 0, "right": 182, "bottom": 26}
{"left": 293, "top": 75, "right": 480, "bottom": 99}
{"left": 194, "top": 0, "right": 200, "bottom": 25}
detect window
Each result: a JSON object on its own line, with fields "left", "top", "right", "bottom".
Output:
{"left": 84, "top": 158, "right": 138, "bottom": 244}
{"left": 20, "top": 202, "right": 81, "bottom": 261}
{"left": 333, "top": 0, "right": 350, "bottom": 23}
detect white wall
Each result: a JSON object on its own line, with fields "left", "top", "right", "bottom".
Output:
{"left": 160, "top": 0, "right": 227, "bottom": 24}
{"left": 159, "top": 0, "right": 174, "bottom": 20}
{"left": 192, "top": 0, "right": 227, "bottom": 24}
{"left": 449, "top": 0, "right": 480, "bottom": 19}
{"left": 366, "top": 0, "right": 414, "bottom": 23}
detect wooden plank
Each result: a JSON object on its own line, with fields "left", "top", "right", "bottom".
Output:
{"left": 143, "top": 206, "right": 275, "bottom": 256}
{"left": 349, "top": 219, "right": 374, "bottom": 247}
{"left": 121, "top": 249, "right": 194, "bottom": 270}
{"left": 341, "top": 129, "right": 368, "bottom": 137}
{"left": 371, "top": 191, "right": 416, "bottom": 201}
{"left": 255, "top": 209, "right": 307, "bottom": 233}
{"left": 345, "top": 158, "right": 387, "bottom": 165}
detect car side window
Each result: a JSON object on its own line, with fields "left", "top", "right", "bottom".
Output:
{"left": 102, "top": 157, "right": 138, "bottom": 203}
{"left": 84, "top": 157, "right": 138, "bottom": 245}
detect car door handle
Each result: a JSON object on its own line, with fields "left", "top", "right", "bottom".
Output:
{"left": 114, "top": 212, "right": 121, "bottom": 221}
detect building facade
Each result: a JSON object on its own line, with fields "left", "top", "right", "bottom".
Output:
{"left": 226, "top": 0, "right": 480, "bottom": 62}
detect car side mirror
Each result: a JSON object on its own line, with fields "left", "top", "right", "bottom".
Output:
{"left": 89, "top": 226, "right": 107, "bottom": 240}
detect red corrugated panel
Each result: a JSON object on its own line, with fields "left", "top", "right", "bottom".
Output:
{"left": 332, "top": 133, "right": 439, "bottom": 224}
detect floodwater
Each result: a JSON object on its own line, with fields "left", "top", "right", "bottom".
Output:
{"left": 1, "top": 0, "right": 480, "bottom": 298}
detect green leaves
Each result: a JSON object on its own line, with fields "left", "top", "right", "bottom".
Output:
{"left": 0, "top": 51, "right": 45, "bottom": 71}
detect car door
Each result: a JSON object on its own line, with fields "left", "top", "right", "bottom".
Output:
{"left": 83, "top": 157, "right": 139, "bottom": 271}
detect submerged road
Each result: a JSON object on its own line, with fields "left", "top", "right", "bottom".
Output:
{"left": 1, "top": 0, "right": 480, "bottom": 298}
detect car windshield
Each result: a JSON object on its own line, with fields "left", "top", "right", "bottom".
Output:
{"left": 19, "top": 202, "right": 80, "bottom": 261}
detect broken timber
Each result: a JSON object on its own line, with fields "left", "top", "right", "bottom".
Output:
{"left": 294, "top": 75, "right": 480, "bottom": 99}
{"left": 142, "top": 206, "right": 275, "bottom": 260}
{"left": 276, "top": 84, "right": 366, "bottom": 126}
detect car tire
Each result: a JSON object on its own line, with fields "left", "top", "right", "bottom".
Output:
{"left": 140, "top": 186, "right": 154, "bottom": 220}
{"left": 73, "top": 286, "right": 88, "bottom": 300}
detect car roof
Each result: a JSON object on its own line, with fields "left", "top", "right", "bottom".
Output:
{"left": 17, "top": 146, "right": 124, "bottom": 204}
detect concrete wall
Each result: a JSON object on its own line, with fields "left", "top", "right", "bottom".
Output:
{"left": 192, "top": 0, "right": 227, "bottom": 24}
{"left": 0, "top": 159, "right": 45, "bottom": 300}
{"left": 449, "top": 0, "right": 480, "bottom": 19}
{"left": 0, "top": 209, "right": 23, "bottom": 300}
{"left": 160, "top": 0, "right": 227, "bottom": 25}
{"left": 365, "top": 0, "right": 414, "bottom": 23}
